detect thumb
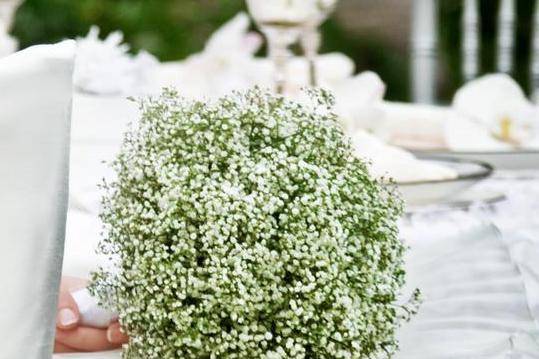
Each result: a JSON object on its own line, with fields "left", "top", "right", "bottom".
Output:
{"left": 56, "top": 291, "right": 81, "bottom": 330}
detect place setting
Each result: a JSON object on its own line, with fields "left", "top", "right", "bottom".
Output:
{"left": 391, "top": 74, "right": 539, "bottom": 171}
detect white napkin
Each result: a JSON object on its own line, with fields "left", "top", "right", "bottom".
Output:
{"left": 204, "top": 12, "right": 263, "bottom": 58}
{"left": 169, "top": 13, "right": 264, "bottom": 99}
{"left": 0, "top": 0, "right": 22, "bottom": 57}
{"left": 351, "top": 129, "right": 457, "bottom": 183}
{"left": 0, "top": 32, "right": 17, "bottom": 57}
{"left": 74, "top": 26, "right": 158, "bottom": 95}
{"left": 0, "top": 40, "right": 75, "bottom": 359}
{"left": 374, "top": 102, "right": 452, "bottom": 150}
{"left": 331, "top": 71, "right": 386, "bottom": 133}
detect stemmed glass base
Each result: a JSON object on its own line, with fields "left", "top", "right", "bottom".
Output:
{"left": 301, "top": 27, "right": 322, "bottom": 87}
{"left": 261, "top": 22, "right": 302, "bottom": 94}
{"left": 246, "top": 0, "right": 339, "bottom": 93}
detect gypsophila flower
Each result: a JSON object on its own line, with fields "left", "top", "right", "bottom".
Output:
{"left": 90, "top": 87, "right": 419, "bottom": 359}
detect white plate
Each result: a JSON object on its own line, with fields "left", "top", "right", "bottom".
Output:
{"left": 395, "top": 157, "right": 493, "bottom": 206}
{"left": 412, "top": 150, "right": 539, "bottom": 171}
{"left": 405, "top": 190, "right": 506, "bottom": 213}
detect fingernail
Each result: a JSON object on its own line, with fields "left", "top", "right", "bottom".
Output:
{"left": 106, "top": 326, "right": 118, "bottom": 343}
{"left": 106, "top": 327, "right": 113, "bottom": 343}
{"left": 57, "top": 308, "right": 77, "bottom": 327}
{"left": 107, "top": 324, "right": 127, "bottom": 344}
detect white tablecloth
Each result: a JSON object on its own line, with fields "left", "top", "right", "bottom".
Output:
{"left": 56, "top": 93, "right": 539, "bottom": 358}
{"left": 396, "top": 171, "right": 539, "bottom": 358}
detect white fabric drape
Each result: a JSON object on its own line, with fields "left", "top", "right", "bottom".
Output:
{"left": 397, "top": 224, "right": 539, "bottom": 358}
{"left": 0, "top": 41, "right": 75, "bottom": 359}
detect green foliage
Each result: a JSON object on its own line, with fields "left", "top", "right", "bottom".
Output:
{"left": 12, "top": 0, "right": 244, "bottom": 61}
{"left": 91, "top": 88, "right": 418, "bottom": 358}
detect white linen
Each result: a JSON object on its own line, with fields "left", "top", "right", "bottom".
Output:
{"left": 470, "top": 170, "right": 539, "bottom": 240}
{"left": 0, "top": 0, "right": 22, "bottom": 57}
{"left": 351, "top": 129, "right": 458, "bottom": 183}
{"left": 0, "top": 40, "right": 75, "bottom": 359}
{"left": 374, "top": 102, "right": 453, "bottom": 150}
{"left": 398, "top": 171, "right": 539, "bottom": 357}
{"left": 64, "top": 94, "right": 137, "bottom": 278}
{"left": 397, "top": 223, "right": 539, "bottom": 358}
{"left": 511, "top": 237, "right": 539, "bottom": 329}
{"left": 332, "top": 71, "right": 386, "bottom": 133}
{"left": 0, "top": 32, "right": 17, "bottom": 57}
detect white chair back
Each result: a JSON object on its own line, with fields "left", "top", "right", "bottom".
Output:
{"left": 0, "top": 40, "right": 75, "bottom": 359}
{"left": 411, "top": 0, "right": 539, "bottom": 103}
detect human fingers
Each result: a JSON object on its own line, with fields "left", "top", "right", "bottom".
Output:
{"left": 55, "top": 327, "right": 119, "bottom": 352}
{"left": 56, "top": 291, "right": 80, "bottom": 330}
{"left": 106, "top": 322, "right": 129, "bottom": 345}
{"left": 53, "top": 341, "right": 77, "bottom": 353}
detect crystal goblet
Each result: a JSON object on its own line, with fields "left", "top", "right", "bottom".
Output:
{"left": 246, "top": 0, "right": 317, "bottom": 93}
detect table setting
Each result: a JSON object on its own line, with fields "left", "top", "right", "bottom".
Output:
{"left": 1, "top": 0, "right": 539, "bottom": 358}
{"left": 63, "top": 3, "right": 539, "bottom": 358}
{"left": 376, "top": 74, "right": 539, "bottom": 171}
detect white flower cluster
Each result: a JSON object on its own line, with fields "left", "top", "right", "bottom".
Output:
{"left": 91, "top": 88, "right": 418, "bottom": 358}
{"left": 74, "top": 26, "right": 158, "bottom": 95}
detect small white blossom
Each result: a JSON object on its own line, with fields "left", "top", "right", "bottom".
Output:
{"left": 90, "top": 87, "right": 419, "bottom": 359}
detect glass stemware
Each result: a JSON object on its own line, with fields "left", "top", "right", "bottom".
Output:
{"left": 300, "top": 0, "right": 339, "bottom": 87}
{"left": 246, "top": 0, "right": 324, "bottom": 93}
{"left": 259, "top": 21, "right": 302, "bottom": 94}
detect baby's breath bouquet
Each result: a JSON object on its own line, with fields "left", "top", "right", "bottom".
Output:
{"left": 91, "top": 87, "right": 419, "bottom": 358}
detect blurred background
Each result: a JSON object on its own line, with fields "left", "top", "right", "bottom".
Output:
{"left": 11, "top": 0, "right": 539, "bottom": 103}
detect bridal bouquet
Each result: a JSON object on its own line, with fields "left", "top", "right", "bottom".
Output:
{"left": 91, "top": 87, "right": 418, "bottom": 358}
